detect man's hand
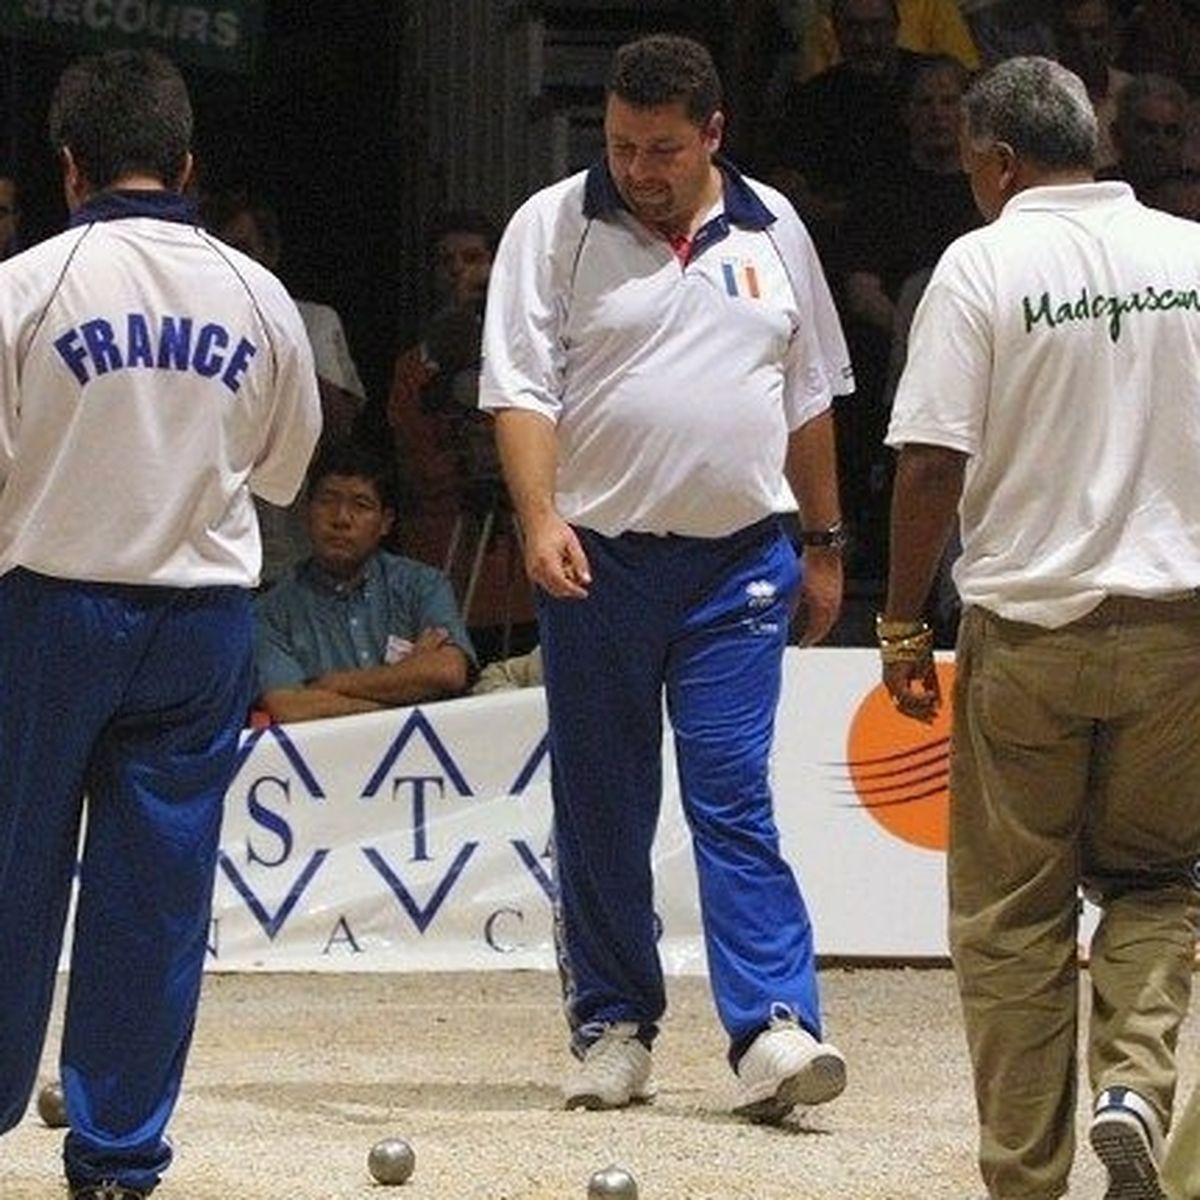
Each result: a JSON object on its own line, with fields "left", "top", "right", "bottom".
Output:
{"left": 522, "top": 511, "right": 591, "bottom": 599}
{"left": 795, "top": 546, "right": 843, "bottom": 646}
{"left": 423, "top": 306, "right": 482, "bottom": 376}
{"left": 878, "top": 618, "right": 942, "bottom": 724}
{"left": 412, "top": 626, "right": 451, "bottom": 654}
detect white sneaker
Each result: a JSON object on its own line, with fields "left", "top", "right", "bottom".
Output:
{"left": 733, "top": 1010, "right": 846, "bottom": 1123}
{"left": 1089, "top": 1087, "right": 1167, "bottom": 1200}
{"left": 563, "top": 1022, "right": 657, "bottom": 1111}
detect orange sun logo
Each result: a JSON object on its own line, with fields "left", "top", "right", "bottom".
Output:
{"left": 837, "top": 662, "right": 957, "bottom": 852}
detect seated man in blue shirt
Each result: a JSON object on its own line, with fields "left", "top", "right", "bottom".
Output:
{"left": 254, "top": 438, "right": 476, "bottom": 723}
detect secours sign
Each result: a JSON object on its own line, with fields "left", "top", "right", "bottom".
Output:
{"left": 0, "top": 0, "right": 264, "bottom": 74}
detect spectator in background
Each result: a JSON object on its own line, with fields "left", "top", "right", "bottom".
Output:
{"left": 723, "top": 0, "right": 818, "bottom": 172}
{"left": 471, "top": 642, "right": 544, "bottom": 694}
{"left": 1184, "top": 97, "right": 1200, "bottom": 173}
{"left": 838, "top": 54, "right": 981, "bottom": 580}
{"left": 800, "top": 0, "right": 979, "bottom": 78}
{"left": 1145, "top": 169, "right": 1200, "bottom": 218}
{"left": 1052, "top": 0, "right": 1131, "bottom": 169}
{"left": 254, "top": 438, "right": 474, "bottom": 725}
{"left": 202, "top": 189, "right": 368, "bottom": 584}
{"left": 769, "top": 0, "right": 934, "bottom": 266}
{"left": 386, "top": 208, "right": 498, "bottom": 567}
{"left": 961, "top": 0, "right": 1057, "bottom": 65}
{"left": 202, "top": 189, "right": 366, "bottom": 439}
{"left": 385, "top": 209, "right": 533, "bottom": 655}
{"left": 1120, "top": 0, "right": 1200, "bottom": 96}
{"left": 842, "top": 55, "right": 980, "bottom": 347}
{"left": 0, "top": 170, "right": 19, "bottom": 259}
{"left": 1102, "top": 72, "right": 1189, "bottom": 201}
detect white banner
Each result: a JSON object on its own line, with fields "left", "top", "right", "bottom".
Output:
{"left": 207, "top": 648, "right": 956, "bottom": 972}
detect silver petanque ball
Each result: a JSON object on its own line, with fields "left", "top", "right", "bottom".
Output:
{"left": 367, "top": 1136, "right": 415, "bottom": 1185}
{"left": 587, "top": 1164, "right": 638, "bottom": 1199}
{"left": 36, "top": 1081, "right": 67, "bottom": 1129}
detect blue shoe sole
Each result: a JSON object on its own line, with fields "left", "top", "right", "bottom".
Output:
{"left": 1089, "top": 1114, "right": 1167, "bottom": 1200}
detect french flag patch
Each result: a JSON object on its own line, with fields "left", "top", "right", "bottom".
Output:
{"left": 721, "top": 259, "right": 761, "bottom": 298}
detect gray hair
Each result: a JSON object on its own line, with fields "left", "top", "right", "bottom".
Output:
{"left": 963, "top": 56, "right": 1097, "bottom": 171}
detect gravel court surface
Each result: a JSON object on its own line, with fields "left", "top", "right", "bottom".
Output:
{"left": 8, "top": 967, "right": 1199, "bottom": 1199}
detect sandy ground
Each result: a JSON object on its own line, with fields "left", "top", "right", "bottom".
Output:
{"left": 6, "top": 967, "right": 1198, "bottom": 1199}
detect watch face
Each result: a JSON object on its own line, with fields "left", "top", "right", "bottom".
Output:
{"left": 801, "top": 523, "right": 846, "bottom": 549}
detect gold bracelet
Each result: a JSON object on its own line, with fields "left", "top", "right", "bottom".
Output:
{"left": 878, "top": 627, "right": 935, "bottom": 666}
{"left": 875, "top": 614, "right": 931, "bottom": 644}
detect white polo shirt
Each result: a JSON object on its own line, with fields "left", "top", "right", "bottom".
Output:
{"left": 296, "top": 299, "right": 366, "bottom": 400}
{"left": 888, "top": 181, "right": 1200, "bottom": 627}
{"left": 0, "top": 190, "right": 322, "bottom": 588}
{"left": 479, "top": 160, "right": 853, "bottom": 538}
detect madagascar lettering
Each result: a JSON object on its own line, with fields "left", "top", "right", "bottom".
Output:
{"left": 1022, "top": 284, "right": 1200, "bottom": 344}
{"left": 54, "top": 313, "right": 257, "bottom": 393}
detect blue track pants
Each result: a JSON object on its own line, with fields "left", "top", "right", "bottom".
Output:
{"left": 0, "top": 569, "right": 252, "bottom": 1194}
{"left": 538, "top": 518, "right": 824, "bottom": 1063}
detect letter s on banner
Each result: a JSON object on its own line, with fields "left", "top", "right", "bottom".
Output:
{"left": 245, "top": 775, "right": 294, "bottom": 867}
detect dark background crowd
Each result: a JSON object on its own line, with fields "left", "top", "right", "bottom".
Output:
{"left": 3, "top": 0, "right": 1198, "bottom": 661}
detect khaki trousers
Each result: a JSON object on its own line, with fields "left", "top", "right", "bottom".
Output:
{"left": 1165, "top": 1080, "right": 1200, "bottom": 1199}
{"left": 950, "top": 597, "right": 1200, "bottom": 1200}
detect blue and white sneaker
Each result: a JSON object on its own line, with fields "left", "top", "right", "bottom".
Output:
{"left": 1089, "top": 1086, "right": 1167, "bottom": 1200}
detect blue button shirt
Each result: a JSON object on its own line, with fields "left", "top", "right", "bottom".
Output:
{"left": 254, "top": 550, "right": 476, "bottom": 697}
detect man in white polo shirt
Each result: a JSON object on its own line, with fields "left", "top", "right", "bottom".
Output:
{"left": 0, "top": 50, "right": 320, "bottom": 1199}
{"left": 481, "top": 33, "right": 854, "bottom": 1123}
{"left": 880, "top": 55, "right": 1200, "bottom": 1200}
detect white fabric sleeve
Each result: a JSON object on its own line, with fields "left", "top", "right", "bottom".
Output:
{"left": 298, "top": 301, "right": 367, "bottom": 400}
{"left": 0, "top": 313, "right": 15, "bottom": 496}
{"left": 249, "top": 295, "right": 324, "bottom": 506}
{"left": 886, "top": 251, "right": 991, "bottom": 456}
{"left": 478, "top": 191, "right": 569, "bottom": 422}
{"left": 758, "top": 187, "right": 855, "bottom": 429}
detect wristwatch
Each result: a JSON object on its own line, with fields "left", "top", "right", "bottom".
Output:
{"left": 796, "top": 520, "right": 847, "bottom": 550}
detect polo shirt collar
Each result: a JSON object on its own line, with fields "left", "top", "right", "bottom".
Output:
{"left": 1000, "top": 180, "right": 1134, "bottom": 218}
{"left": 582, "top": 154, "right": 775, "bottom": 230}
{"left": 69, "top": 188, "right": 198, "bottom": 229}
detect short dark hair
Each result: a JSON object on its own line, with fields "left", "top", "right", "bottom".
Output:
{"left": 1114, "top": 72, "right": 1189, "bottom": 137}
{"left": 1054, "top": 0, "right": 1115, "bottom": 19}
{"left": 906, "top": 53, "right": 969, "bottom": 102}
{"left": 199, "top": 186, "right": 282, "bottom": 263}
{"left": 306, "top": 438, "right": 398, "bottom": 513}
{"left": 832, "top": 0, "right": 900, "bottom": 22}
{"left": 48, "top": 49, "right": 192, "bottom": 191}
{"left": 428, "top": 209, "right": 500, "bottom": 256}
{"left": 607, "top": 34, "right": 722, "bottom": 126}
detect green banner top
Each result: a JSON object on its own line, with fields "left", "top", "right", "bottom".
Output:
{"left": 0, "top": 0, "right": 265, "bottom": 74}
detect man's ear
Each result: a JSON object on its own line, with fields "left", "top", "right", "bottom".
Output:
{"left": 175, "top": 151, "right": 195, "bottom": 195}
{"left": 60, "top": 146, "right": 89, "bottom": 212}
{"left": 380, "top": 507, "right": 396, "bottom": 541}
{"left": 995, "top": 141, "right": 1020, "bottom": 195}
{"left": 704, "top": 110, "right": 725, "bottom": 156}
